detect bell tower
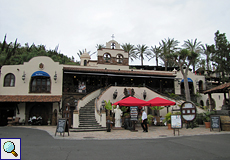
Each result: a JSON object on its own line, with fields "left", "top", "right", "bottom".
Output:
{"left": 97, "top": 38, "right": 129, "bottom": 67}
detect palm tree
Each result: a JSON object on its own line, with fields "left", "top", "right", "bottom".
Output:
{"left": 77, "top": 50, "right": 85, "bottom": 60}
{"left": 135, "top": 44, "right": 151, "bottom": 66}
{"left": 149, "top": 45, "right": 161, "bottom": 66}
{"left": 201, "top": 44, "right": 211, "bottom": 71}
{"left": 121, "top": 43, "right": 137, "bottom": 62}
{"left": 183, "top": 39, "right": 203, "bottom": 72}
{"left": 76, "top": 49, "right": 94, "bottom": 60}
{"left": 159, "top": 38, "right": 179, "bottom": 71}
{"left": 96, "top": 44, "right": 105, "bottom": 50}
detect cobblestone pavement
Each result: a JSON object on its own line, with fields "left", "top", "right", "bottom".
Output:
{"left": 14, "top": 125, "right": 230, "bottom": 140}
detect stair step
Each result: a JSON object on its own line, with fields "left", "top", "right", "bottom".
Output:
{"left": 70, "top": 128, "right": 106, "bottom": 132}
{"left": 76, "top": 98, "right": 105, "bottom": 131}
{"left": 79, "top": 125, "right": 101, "bottom": 127}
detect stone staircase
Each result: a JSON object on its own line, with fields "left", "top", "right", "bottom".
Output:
{"left": 70, "top": 99, "right": 106, "bottom": 132}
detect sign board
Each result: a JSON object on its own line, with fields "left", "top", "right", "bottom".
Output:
{"left": 181, "top": 101, "right": 196, "bottom": 122}
{"left": 171, "top": 115, "right": 182, "bottom": 129}
{"left": 55, "top": 118, "right": 69, "bottom": 137}
{"left": 210, "top": 115, "right": 220, "bottom": 132}
{"left": 130, "top": 106, "right": 138, "bottom": 121}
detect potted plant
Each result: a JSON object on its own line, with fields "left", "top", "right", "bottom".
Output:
{"left": 147, "top": 115, "right": 154, "bottom": 126}
{"left": 150, "top": 106, "right": 164, "bottom": 116}
{"left": 202, "top": 111, "right": 215, "bottom": 128}
{"left": 163, "top": 112, "right": 172, "bottom": 129}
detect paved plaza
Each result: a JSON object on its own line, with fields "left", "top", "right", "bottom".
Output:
{"left": 1, "top": 126, "right": 230, "bottom": 160}
{"left": 14, "top": 124, "right": 230, "bottom": 140}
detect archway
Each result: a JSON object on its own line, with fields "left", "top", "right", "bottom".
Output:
{"left": 180, "top": 78, "right": 194, "bottom": 96}
{"left": 206, "top": 98, "right": 216, "bottom": 110}
{"left": 28, "top": 103, "right": 52, "bottom": 125}
{"left": 200, "top": 100, "right": 204, "bottom": 107}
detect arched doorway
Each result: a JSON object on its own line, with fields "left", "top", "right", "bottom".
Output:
{"left": 200, "top": 100, "right": 204, "bottom": 107}
{"left": 180, "top": 78, "right": 194, "bottom": 96}
{"left": 198, "top": 80, "right": 203, "bottom": 92}
{"left": 206, "top": 98, "right": 216, "bottom": 110}
{"left": 28, "top": 103, "right": 52, "bottom": 125}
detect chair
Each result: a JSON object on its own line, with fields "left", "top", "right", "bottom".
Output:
{"left": 12, "top": 117, "right": 20, "bottom": 125}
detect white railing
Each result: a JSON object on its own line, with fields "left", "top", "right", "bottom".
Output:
{"left": 77, "top": 89, "right": 102, "bottom": 111}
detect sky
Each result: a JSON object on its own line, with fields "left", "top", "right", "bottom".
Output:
{"left": 0, "top": 0, "right": 230, "bottom": 65}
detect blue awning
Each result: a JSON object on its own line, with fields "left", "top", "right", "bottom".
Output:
{"left": 181, "top": 78, "right": 193, "bottom": 82}
{"left": 31, "top": 71, "right": 50, "bottom": 77}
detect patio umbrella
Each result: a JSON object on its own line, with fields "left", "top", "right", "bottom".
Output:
{"left": 113, "top": 96, "right": 150, "bottom": 106}
{"left": 147, "top": 97, "right": 176, "bottom": 106}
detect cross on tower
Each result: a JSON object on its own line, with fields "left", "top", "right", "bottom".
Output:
{"left": 111, "top": 34, "right": 115, "bottom": 40}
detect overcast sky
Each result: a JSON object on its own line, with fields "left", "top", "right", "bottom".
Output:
{"left": 0, "top": 0, "right": 229, "bottom": 65}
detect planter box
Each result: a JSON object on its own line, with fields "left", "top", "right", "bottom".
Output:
{"left": 220, "top": 116, "right": 230, "bottom": 131}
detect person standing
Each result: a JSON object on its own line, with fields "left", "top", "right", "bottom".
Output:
{"left": 141, "top": 107, "right": 148, "bottom": 132}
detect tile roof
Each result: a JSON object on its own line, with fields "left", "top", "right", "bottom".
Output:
{"left": 63, "top": 67, "right": 175, "bottom": 77}
{"left": 203, "top": 82, "right": 230, "bottom": 94}
{"left": 0, "top": 95, "right": 62, "bottom": 102}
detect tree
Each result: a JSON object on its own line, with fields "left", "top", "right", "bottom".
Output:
{"left": 183, "top": 39, "right": 203, "bottom": 73}
{"left": 210, "top": 30, "right": 230, "bottom": 83}
{"left": 0, "top": 35, "right": 76, "bottom": 67}
{"left": 149, "top": 45, "right": 161, "bottom": 66}
{"left": 76, "top": 49, "right": 95, "bottom": 60}
{"left": 121, "top": 43, "right": 137, "bottom": 62}
{"left": 201, "top": 44, "right": 212, "bottom": 71}
{"left": 96, "top": 44, "right": 105, "bottom": 50}
{"left": 159, "top": 38, "right": 179, "bottom": 71}
{"left": 168, "top": 49, "right": 199, "bottom": 101}
{"left": 135, "top": 44, "right": 151, "bottom": 66}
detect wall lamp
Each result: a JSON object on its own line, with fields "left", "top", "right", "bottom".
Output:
{"left": 54, "top": 71, "right": 57, "bottom": 83}
{"left": 113, "top": 89, "right": 118, "bottom": 99}
{"left": 143, "top": 90, "right": 147, "bottom": 100}
{"left": 74, "top": 99, "right": 78, "bottom": 111}
{"left": 22, "top": 71, "right": 26, "bottom": 83}
{"left": 101, "top": 100, "right": 105, "bottom": 110}
{"left": 178, "top": 80, "right": 181, "bottom": 85}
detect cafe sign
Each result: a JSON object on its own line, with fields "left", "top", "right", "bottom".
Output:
{"left": 181, "top": 101, "right": 196, "bottom": 122}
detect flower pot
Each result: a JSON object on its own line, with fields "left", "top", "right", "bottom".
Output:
{"left": 167, "top": 124, "right": 172, "bottom": 130}
{"left": 204, "top": 122, "right": 210, "bottom": 128}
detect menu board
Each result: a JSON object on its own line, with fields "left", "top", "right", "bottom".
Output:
{"left": 171, "top": 115, "right": 182, "bottom": 129}
{"left": 130, "top": 106, "right": 138, "bottom": 121}
{"left": 55, "top": 118, "right": 69, "bottom": 137}
{"left": 210, "top": 115, "right": 220, "bottom": 132}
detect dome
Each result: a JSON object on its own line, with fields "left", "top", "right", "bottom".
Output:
{"left": 80, "top": 49, "right": 91, "bottom": 59}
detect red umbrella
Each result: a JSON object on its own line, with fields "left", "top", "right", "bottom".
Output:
{"left": 147, "top": 97, "right": 176, "bottom": 106}
{"left": 113, "top": 96, "right": 150, "bottom": 106}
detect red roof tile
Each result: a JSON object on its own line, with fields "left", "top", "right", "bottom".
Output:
{"left": 0, "top": 95, "right": 62, "bottom": 102}
{"left": 204, "top": 82, "right": 230, "bottom": 94}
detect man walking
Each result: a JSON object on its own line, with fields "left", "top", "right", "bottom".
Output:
{"left": 141, "top": 107, "right": 148, "bottom": 132}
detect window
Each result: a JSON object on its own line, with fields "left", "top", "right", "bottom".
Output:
{"left": 111, "top": 43, "right": 116, "bottom": 49}
{"left": 116, "top": 54, "right": 123, "bottom": 63}
{"left": 103, "top": 53, "right": 111, "bottom": 62}
{"left": 30, "top": 77, "right": 51, "bottom": 93}
{"left": 84, "top": 60, "right": 87, "bottom": 66}
{"left": 4, "top": 73, "right": 15, "bottom": 87}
